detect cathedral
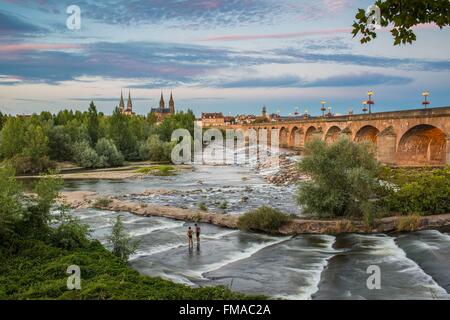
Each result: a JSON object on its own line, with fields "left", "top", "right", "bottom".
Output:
{"left": 150, "top": 92, "right": 175, "bottom": 121}
{"left": 118, "top": 91, "right": 135, "bottom": 116}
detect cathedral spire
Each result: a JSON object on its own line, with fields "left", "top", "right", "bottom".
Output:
{"left": 119, "top": 91, "right": 125, "bottom": 111}
{"left": 169, "top": 91, "right": 175, "bottom": 114}
{"left": 127, "top": 90, "right": 133, "bottom": 111}
{"left": 159, "top": 91, "right": 165, "bottom": 109}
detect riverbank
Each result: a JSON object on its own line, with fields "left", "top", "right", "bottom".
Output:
{"left": 17, "top": 163, "right": 192, "bottom": 180}
{"left": 60, "top": 191, "right": 450, "bottom": 235}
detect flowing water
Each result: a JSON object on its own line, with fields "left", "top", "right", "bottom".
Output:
{"left": 65, "top": 154, "right": 450, "bottom": 300}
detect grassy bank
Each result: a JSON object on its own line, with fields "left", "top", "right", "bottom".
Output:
{"left": 0, "top": 239, "right": 261, "bottom": 300}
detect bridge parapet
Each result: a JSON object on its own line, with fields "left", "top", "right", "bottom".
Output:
{"left": 226, "top": 106, "right": 450, "bottom": 166}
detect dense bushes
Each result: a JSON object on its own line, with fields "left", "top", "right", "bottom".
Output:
{"left": 73, "top": 138, "right": 125, "bottom": 169}
{"left": 381, "top": 167, "right": 450, "bottom": 215}
{"left": 0, "top": 119, "right": 53, "bottom": 174}
{"left": 0, "top": 240, "right": 259, "bottom": 300}
{"left": 0, "top": 104, "right": 196, "bottom": 173}
{"left": 297, "top": 138, "right": 380, "bottom": 219}
{"left": 296, "top": 137, "right": 450, "bottom": 219}
{"left": 238, "top": 206, "right": 292, "bottom": 234}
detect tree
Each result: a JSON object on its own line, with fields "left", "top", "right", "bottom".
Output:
{"left": 72, "top": 141, "right": 102, "bottom": 169}
{"left": 95, "top": 138, "right": 124, "bottom": 167}
{"left": 0, "top": 111, "right": 5, "bottom": 131}
{"left": 297, "top": 138, "right": 380, "bottom": 219}
{"left": 108, "top": 216, "right": 139, "bottom": 262}
{"left": 87, "top": 101, "right": 100, "bottom": 145}
{"left": 48, "top": 125, "right": 73, "bottom": 161}
{"left": 353, "top": 0, "right": 450, "bottom": 45}
{"left": 0, "top": 117, "right": 27, "bottom": 159}
{"left": 109, "top": 107, "right": 138, "bottom": 160}
{"left": 20, "top": 172, "right": 63, "bottom": 239}
{"left": 0, "top": 167, "right": 23, "bottom": 241}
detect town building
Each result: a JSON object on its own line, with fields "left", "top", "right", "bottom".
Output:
{"left": 150, "top": 92, "right": 175, "bottom": 121}
{"left": 119, "top": 91, "right": 135, "bottom": 116}
{"left": 201, "top": 112, "right": 226, "bottom": 127}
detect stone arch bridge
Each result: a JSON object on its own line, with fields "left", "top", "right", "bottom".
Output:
{"left": 230, "top": 107, "right": 450, "bottom": 166}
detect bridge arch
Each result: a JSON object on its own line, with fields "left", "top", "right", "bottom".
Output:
{"left": 280, "top": 127, "right": 289, "bottom": 147}
{"left": 355, "top": 125, "right": 380, "bottom": 144}
{"left": 325, "top": 126, "right": 342, "bottom": 144}
{"left": 289, "top": 127, "right": 302, "bottom": 148}
{"left": 305, "top": 126, "right": 319, "bottom": 144}
{"left": 397, "top": 124, "right": 447, "bottom": 165}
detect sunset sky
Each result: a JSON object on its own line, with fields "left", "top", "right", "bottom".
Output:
{"left": 1, "top": 0, "right": 449, "bottom": 116}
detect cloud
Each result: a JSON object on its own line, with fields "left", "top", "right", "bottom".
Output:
{"left": 0, "top": 41, "right": 290, "bottom": 85}
{"left": 4, "top": 0, "right": 292, "bottom": 27}
{"left": 200, "top": 28, "right": 352, "bottom": 42}
{"left": 277, "top": 48, "right": 450, "bottom": 72}
{"left": 0, "top": 10, "right": 47, "bottom": 38}
{"left": 0, "top": 39, "right": 447, "bottom": 87}
{"left": 303, "top": 73, "right": 413, "bottom": 88}
{"left": 214, "top": 73, "right": 413, "bottom": 89}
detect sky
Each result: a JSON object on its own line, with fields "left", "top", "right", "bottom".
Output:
{"left": 0, "top": 0, "right": 449, "bottom": 117}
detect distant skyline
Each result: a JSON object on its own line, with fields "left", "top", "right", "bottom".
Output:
{"left": 0, "top": 0, "right": 449, "bottom": 116}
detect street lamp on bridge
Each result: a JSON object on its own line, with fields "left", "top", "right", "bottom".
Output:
{"left": 327, "top": 106, "right": 332, "bottom": 117}
{"left": 366, "top": 90, "right": 375, "bottom": 114}
{"left": 362, "top": 100, "right": 368, "bottom": 114}
{"left": 321, "top": 101, "right": 326, "bottom": 117}
{"left": 422, "top": 90, "right": 430, "bottom": 108}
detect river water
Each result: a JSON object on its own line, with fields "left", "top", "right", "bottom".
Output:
{"left": 65, "top": 155, "right": 450, "bottom": 300}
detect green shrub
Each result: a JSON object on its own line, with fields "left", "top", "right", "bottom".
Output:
{"left": 72, "top": 141, "right": 102, "bottom": 169}
{"left": 108, "top": 216, "right": 139, "bottom": 262}
{"left": 297, "top": 138, "right": 379, "bottom": 219}
{"left": 95, "top": 138, "right": 124, "bottom": 167}
{"left": 93, "top": 198, "right": 112, "bottom": 208}
{"left": 219, "top": 201, "right": 228, "bottom": 210}
{"left": 238, "top": 206, "right": 292, "bottom": 234}
{"left": 51, "top": 214, "right": 90, "bottom": 250}
{"left": 198, "top": 202, "right": 208, "bottom": 212}
{"left": 135, "top": 165, "right": 175, "bottom": 176}
{"left": 0, "top": 240, "right": 261, "bottom": 300}
{"left": 0, "top": 166, "right": 23, "bottom": 241}
{"left": 383, "top": 167, "right": 450, "bottom": 215}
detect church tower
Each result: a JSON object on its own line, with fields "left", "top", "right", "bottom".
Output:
{"left": 169, "top": 92, "right": 175, "bottom": 114}
{"left": 119, "top": 91, "right": 125, "bottom": 112}
{"left": 127, "top": 91, "right": 133, "bottom": 112}
{"left": 262, "top": 105, "right": 267, "bottom": 118}
{"left": 159, "top": 92, "right": 165, "bottom": 109}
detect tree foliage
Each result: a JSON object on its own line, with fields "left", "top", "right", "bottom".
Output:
{"left": 0, "top": 167, "right": 23, "bottom": 241}
{"left": 87, "top": 101, "right": 100, "bottom": 145}
{"left": 352, "top": 0, "right": 450, "bottom": 45}
{"left": 108, "top": 216, "right": 139, "bottom": 262}
{"left": 0, "top": 105, "right": 195, "bottom": 172}
{"left": 297, "top": 138, "right": 380, "bottom": 218}
{"left": 238, "top": 206, "right": 292, "bottom": 234}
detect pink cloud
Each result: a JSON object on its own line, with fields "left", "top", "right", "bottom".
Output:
{"left": 0, "top": 43, "right": 82, "bottom": 53}
{"left": 200, "top": 28, "right": 352, "bottom": 42}
{"left": 199, "top": 23, "right": 441, "bottom": 42}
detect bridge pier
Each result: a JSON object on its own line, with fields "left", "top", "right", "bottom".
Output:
{"left": 447, "top": 137, "right": 450, "bottom": 165}
{"left": 377, "top": 127, "right": 397, "bottom": 165}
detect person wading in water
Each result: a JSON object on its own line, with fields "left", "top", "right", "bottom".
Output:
{"left": 195, "top": 224, "right": 201, "bottom": 242}
{"left": 187, "top": 227, "right": 194, "bottom": 250}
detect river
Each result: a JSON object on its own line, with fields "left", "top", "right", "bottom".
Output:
{"left": 65, "top": 155, "right": 450, "bottom": 300}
